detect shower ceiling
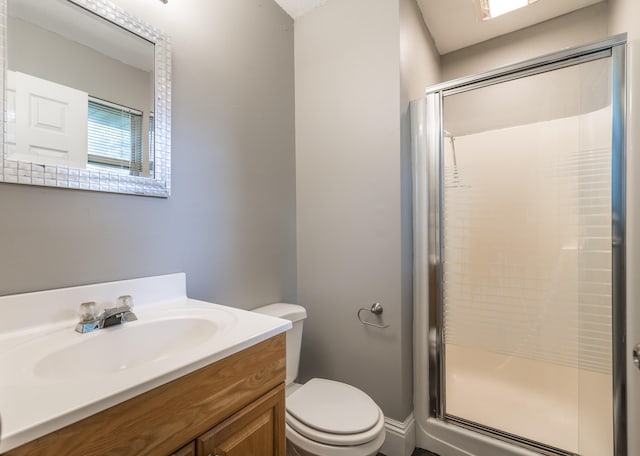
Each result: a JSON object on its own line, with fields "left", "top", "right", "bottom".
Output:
{"left": 274, "top": 0, "right": 606, "bottom": 55}
{"left": 418, "top": 0, "right": 606, "bottom": 54}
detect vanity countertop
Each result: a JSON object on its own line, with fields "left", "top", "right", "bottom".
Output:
{"left": 0, "top": 274, "right": 291, "bottom": 453}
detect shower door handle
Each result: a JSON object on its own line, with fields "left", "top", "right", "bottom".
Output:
{"left": 634, "top": 343, "right": 640, "bottom": 371}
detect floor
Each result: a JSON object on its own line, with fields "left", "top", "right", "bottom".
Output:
{"left": 445, "top": 346, "right": 612, "bottom": 454}
{"left": 377, "top": 449, "right": 438, "bottom": 456}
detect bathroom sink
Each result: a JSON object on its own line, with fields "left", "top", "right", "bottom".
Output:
{"left": 33, "top": 317, "right": 218, "bottom": 378}
{"left": 0, "top": 274, "right": 291, "bottom": 454}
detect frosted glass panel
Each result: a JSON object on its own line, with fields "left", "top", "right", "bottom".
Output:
{"left": 442, "top": 57, "right": 613, "bottom": 456}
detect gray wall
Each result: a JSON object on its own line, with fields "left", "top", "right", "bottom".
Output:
{"left": 8, "top": 17, "right": 151, "bottom": 115}
{"left": 295, "top": 0, "right": 439, "bottom": 421}
{"left": 0, "top": 0, "right": 297, "bottom": 310}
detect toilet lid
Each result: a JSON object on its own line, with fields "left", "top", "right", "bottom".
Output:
{"left": 286, "top": 378, "right": 380, "bottom": 435}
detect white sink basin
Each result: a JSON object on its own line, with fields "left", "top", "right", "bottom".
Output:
{"left": 33, "top": 317, "right": 218, "bottom": 378}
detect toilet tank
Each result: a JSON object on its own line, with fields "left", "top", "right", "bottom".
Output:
{"left": 252, "top": 303, "right": 307, "bottom": 386}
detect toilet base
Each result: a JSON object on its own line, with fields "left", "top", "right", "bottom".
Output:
{"left": 287, "top": 439, "right": 383, "bottom": 456}
{"left": 286, "top": 439, "right": 309, "bottom": 456}
{"left": 286, "top": 423, "right": 385, "bottom": 456}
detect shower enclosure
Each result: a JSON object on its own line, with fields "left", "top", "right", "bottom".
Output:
{"left": 411, "top": 35, "right": 631, "bottom": 456}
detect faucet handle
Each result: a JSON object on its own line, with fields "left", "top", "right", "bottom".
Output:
{"left": 116, "top": 295, "right": 134, "bottom": 310}
{"left": 77, "top": 301, "right": 99, "bottom": 322}
{"left": 75, "top": 301, "right": 100, "bottom": 333}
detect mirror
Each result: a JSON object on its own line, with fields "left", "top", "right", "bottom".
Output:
{"left": 1, "top": 0, "right": 171, "bottom": 197}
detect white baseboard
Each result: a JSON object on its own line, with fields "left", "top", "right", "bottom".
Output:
{"left": 380, "top": 413, "right": 416, "bottom": 456}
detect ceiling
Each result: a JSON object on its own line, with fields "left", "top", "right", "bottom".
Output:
{"left": 273, "top": 0, "right": 607, "bottom": 55}
{"left": 272, "top": 0, "right": 328, "bottom": 19}
{"left": 418, "top": 0, "right": 606, "bottom": 54}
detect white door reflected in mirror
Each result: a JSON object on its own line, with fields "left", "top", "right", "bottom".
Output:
{"left": 9, "top": 71, "right": 88, "bottom": 169}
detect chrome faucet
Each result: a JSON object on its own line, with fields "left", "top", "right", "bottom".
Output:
{"left": 75, "top": 295, "right": 138, "bottom": 333}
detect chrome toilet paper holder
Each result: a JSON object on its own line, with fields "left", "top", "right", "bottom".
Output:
{"left": 357, "top": 302, "right": 390, "bottom": 329}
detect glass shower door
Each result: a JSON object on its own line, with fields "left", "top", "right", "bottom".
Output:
{"left": 439, "top": 55, "right": 617, "bottom": 456}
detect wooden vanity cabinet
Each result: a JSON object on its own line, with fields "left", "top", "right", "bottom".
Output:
{"left": 171, "top": 442, "right": 196, "bottom": 456}
{"left": 196, "top": 384, "right": 285, "bottom": 456}
{"left": 3, "top": 334, "right": 286, "bottom": 456}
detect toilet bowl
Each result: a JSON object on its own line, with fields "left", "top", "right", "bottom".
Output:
{"left": 252, "top": 303, "right": 385, "bottom": 456}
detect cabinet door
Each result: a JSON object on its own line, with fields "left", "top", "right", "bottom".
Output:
{"left": 170, "top": 442, "right": 195, "bottom": 456}
{"left": 197, "top": 384, "right": 285, "bottom": 456}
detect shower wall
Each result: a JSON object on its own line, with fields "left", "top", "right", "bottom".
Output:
{"left": 443, "top": 108, "right": 613, "bottom": 456}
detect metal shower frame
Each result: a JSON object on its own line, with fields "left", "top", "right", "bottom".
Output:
{"left": 422, "top": 34, "right": 627, "bottom": 456}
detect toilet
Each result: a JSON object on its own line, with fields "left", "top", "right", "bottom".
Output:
{"left": 253, "top": 303, "right": 386, "bottom": 456}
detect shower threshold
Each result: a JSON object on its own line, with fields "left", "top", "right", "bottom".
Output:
{"left": 446, "top": 415, "right": 577, "bottom": 456}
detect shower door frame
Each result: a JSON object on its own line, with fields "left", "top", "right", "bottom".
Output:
{"left": 413, "top": 34, "right": 627, "bottom": 456}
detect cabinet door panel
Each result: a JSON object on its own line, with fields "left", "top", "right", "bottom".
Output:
{"left": 197, "top": 384, "right": 285, "bottom": 456}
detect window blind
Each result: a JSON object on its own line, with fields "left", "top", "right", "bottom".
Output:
{"left": 148, "top": 113, "right": 155, "bottom": 175}
{"left": 88, "top": 97, "right": 143, "bottom": 174}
